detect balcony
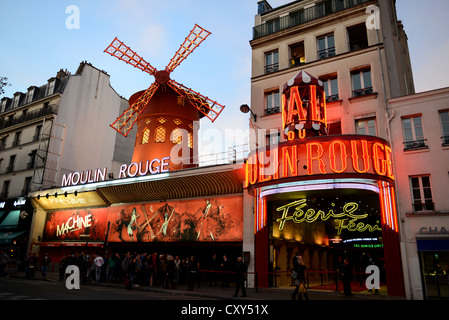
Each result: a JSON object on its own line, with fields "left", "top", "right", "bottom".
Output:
{"left": 253, "top": 0, "right": 373, "bottom": 40}
{"left": 317, "top": 47, "right": 336, "bottom": 60}
{"left": 352, "top": 87, "right": 373, "bottom": 97}
{"left": 265, "top": 107, "right": 280, "bottom": 115}
{"left": 403, "top": 139, "right": 428, "bottom": 151}
{"left": 0, "top": 104, "right": 58, "bottom": 130}
{"left": 413, "top": 201, "right": 435, "bottom": 213}
{"left": 265, "top": 62, "right": 279, "bottom": 74}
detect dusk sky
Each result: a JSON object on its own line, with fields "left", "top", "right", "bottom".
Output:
{"left": 1, "top": 0, "right": 448, "bottom": 156}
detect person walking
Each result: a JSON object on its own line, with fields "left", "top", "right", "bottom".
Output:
{"left": 41, "top": 253, "right": 51, "bottom": 280}
{"left": 291, "top": 255, "right": 309, "bottom": 300}
{"left": 0, "top": 250, "right": 11, "bottom": 277}
{"left": 341, "top": 257, "right": 352, "bottom": 298}
{"left": 93, "top": 253, "right": 104, "bottom": 283}
{"left": 233, "top": 257, "right": 247, "bottom": 298}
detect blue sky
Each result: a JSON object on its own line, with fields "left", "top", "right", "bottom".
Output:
{"left": 1, "top": 0, "right": 448, "bottom": 155}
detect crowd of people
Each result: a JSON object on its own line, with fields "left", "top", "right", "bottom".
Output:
{"left": 50, "top": 250, "right": 247, "bottom": 292}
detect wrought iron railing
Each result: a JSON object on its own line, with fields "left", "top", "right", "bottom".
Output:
{"left": 442, "top": 135, "right": 449, "bottom": 146}
{"left": 403, "top": 139, "right": 427, "bottom": 151}
{"left": 253, "top": 0, "right": 373, "bottom": 40}
{"left": 352, "top": 87, "right": 373, "bottom": 97}
{"left": 0, "top": 104, "right": 58, "bottom": 130}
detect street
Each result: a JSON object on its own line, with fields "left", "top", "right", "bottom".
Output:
{"left": 0, "top": 276, "right": 208, "bottom": 300}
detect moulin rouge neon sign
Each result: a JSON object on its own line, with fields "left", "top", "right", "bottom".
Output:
{"left": 276, "top": 199, "right": 381, "bottom": 235}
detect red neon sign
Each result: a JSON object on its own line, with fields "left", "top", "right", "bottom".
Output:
{"left": 245, "top": 135, "right": 395, "bottom": 189}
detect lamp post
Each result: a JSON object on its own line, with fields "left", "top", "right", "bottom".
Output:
{"left": 240, "top": 104, "right": 257, "bottom": 122}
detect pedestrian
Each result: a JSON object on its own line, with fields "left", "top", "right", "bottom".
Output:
{"left": 291, "top": 255, "right": 308, "bottom": 300}
{"left": 93, "top": 253, "right": 104, "bottom": 283}
{"left": 208, "top": 253, "right": 219, "bottom": 287}
{"left": 41, "top": 253, "right": 51, "bottom": 280}
{"left": 166, "top": 255, "right": 176, "bottom": 289}
{"left": 158, "top": 254, "right": 167, "bottom": 288}
{"left": 341, "top": 257, "right": 352, "bottom": 298}
{"left": 221, "top": 255, "right": 232, "bottom": 288}
{"left": 26, "top": 253, "right": 38, "bottom": 278}
{"left": 58, "top": 255, "right": 67, "bottom": 282}
{"left": 174, "top": 255, "right": 181, "bottom": 284}
{"left": 233, "top": 257, "right": 247, "bottom": 298}
{"left": 0, "top": 250, "right": 11, "bottom": 277}
{"left": 106, "top": 253, "right": 117, "bottom": 282}
{"left": 186, "top": 256, "right": 198, "bottom": 290}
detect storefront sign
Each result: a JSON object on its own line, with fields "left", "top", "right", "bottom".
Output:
{"left": 419, "top": 226, "right": 449, "bottom": 235}
{"left": 245, "top": 136, "right": 394, "bottom": 188}
{"left": 61, "top": 157, "right": 170, "bottom": 187}
{"left": 56, "top": 213, "right": 92, "bottom": 236}
{"left": 276, "top": 199, "right": 382, "bottom": 235}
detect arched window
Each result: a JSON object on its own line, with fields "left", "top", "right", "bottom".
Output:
{"left": 171, "top": 128, "right": 182, "bottom": 144}
{"left": 155, "top": 126, "right": 166, "bottom": 143}
{"left": 142, "top": 128, "right": 150, "bottom": 144}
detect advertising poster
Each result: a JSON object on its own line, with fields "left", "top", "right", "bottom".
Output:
{"left": 107, "top": 196, "right": 243, "bottom": 243}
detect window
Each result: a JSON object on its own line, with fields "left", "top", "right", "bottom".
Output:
{"left": 356, "top": 118, "right": 377, "bottom": 136}
{"left": 27, "top": 150, "right": 37, "bottom": 169}
{"left": 26, "top": 88, "right": 34, "bottom": 104}
{"left": 317, "top": 34, "right": 335, "bottom": 59}
{"left": 46, "top": 80, "right": 55, "bottom": 96}
{"left": 410, "top": 176, "right": 434, "bottom": 212}
{"left": 7, "top": 155, "right": 15, "bottom": 173}
{"left": 12, "top": 94, "right": 20, "bottom": 108}
{"left": 22, "top": 177, "right": 32, "bottom": 196}
{"left": 289, "top": 42, "right": 305, "bottom": 67}
{"left": 402, "top": 115, "right": 427, "bottom": 150}
{"left": 439, "top": 110, "right": 449, "bottom": 145}
{"left": 33, "top": 125, "right": 42, "bottom": 142}
{"left": 351, "top": 68, "right": 373, "bottom": 97}
{"left": 266, "top": 130, "right": 280, "bottom": 146}
{"left": 0, "top": 99, "right": 7, "bottom": 112}
{"left": 188, "top": 132, "right": 193, "bottom": 149}
{"left": 347, "top": 24, "right": 368, "bottom": 51}
{"left": 171, "top": 128, "right": 182, "bottom": 144}
{"left": 266, "top": 19, "right": 280, "bottom": 34}
{"left": 265, "top": 90, "right": 280, "bottom": 115}
{"left": 13, "top": 131, "right": 21, "bottom": 147}
{"left": 321, "top": 76, "right": 339, "bottom": 102}
{"left": 142, "top": 128, "right": 150, "bottom": 144}
{"left": 265, "top": 50, "right": 279, "bottom": 74}
{"left": 1, "top": 181, "right": 10, "bottom": 198}
{"left": 157, "top": 117, "right": 167, "bottom": 124}
{"left": 327, "top": 121, "right": 342, "bottom": 135}
{"left": 155, "top": 126, "right": 166, "bottom": 143}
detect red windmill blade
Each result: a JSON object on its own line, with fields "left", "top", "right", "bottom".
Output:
{"left": 105, "top": 24, "right": 225, "bottom": 137}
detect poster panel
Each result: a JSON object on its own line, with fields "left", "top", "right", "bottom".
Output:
{"left": 107, "top": 196, "right": 243, "bottom": 243}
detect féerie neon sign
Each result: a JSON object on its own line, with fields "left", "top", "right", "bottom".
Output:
{"left": 276, "top": 199, "right": 381, "bottom": 235}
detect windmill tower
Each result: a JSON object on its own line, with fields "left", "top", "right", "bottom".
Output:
{"left": 104, "top": 25, "right": 225, "bottom": 171}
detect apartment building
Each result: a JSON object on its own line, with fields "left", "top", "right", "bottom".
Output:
{"left": 247, "top": 0, "right": 415, "bottom": 297}
{"left": 0, "top": 61, "right": 135, "bottom": 261}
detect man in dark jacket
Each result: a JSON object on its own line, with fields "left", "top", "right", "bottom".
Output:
{"left": 233, "top": 257, "right": 247, "bottom": 297}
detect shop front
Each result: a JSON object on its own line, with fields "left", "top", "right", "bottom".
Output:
{"left": 245, "top": 135, "right": 404, "bottom": 296}
{"left": 28, "top": 163, "right": 246, "bottom": 272}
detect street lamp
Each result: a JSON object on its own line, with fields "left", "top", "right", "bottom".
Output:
{"left": 240, "top": 104, "right": 257, "bottom": 122}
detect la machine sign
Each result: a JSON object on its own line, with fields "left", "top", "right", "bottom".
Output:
{"left": 61, "top": 156, "right": 170, "bottom": 187}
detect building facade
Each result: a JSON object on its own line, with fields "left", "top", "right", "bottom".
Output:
{"left": 388, "top": 87, "right": 449, "bottom": 300}
{"left": 0, "top": 62, "right": 135, "bottom": 262}
{"left": 247, "top": 0, "right": 416, "bottom": 297}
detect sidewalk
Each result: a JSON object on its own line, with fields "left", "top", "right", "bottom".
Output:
{"left": 7, "top": 270, "right": 404, "bottom": 301}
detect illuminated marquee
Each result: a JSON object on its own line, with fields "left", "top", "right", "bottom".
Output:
{"left": 245, "top": 135, "right": 394, "bottom": 189}
{"left": 282, "top": 70, "right": 327, "bottom": 139}
{"left": 61, "top": 157, "right": 170, "bottom": 187}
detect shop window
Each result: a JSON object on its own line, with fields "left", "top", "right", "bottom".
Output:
{"left": 171, "top": 128, "right": 182, "bottom": 144}
{"left": 351, "top": 68, "right": 373, "bottom": 97}
{"left": 320, "top": 75, "right": 339, "bottom": 102}
{"left": 289, "top": 42, "right": 305, "bottom": 67}
{"left": 410, "top": 176, "right": 434, "bottom": 212}
{"left": 439, "top": 110, "right": 449, "bottom": 145}
{"left": 142, "top": 128, "right": 150, "bottom": 144}
{"left": 347, "top": 24, "right": 368, "bottom": 51}
{"left": 355, "top": 118, "right": 377, "bottom": 136}
{"left": 402, "top": 115, "right": 427, "bottom": 150}
{"left": 265, "top": 50, "right": 279, "bottom": 74}
{"left": 265, "top": 90, "right": 280, "bottom": 115}
{"left": 155, "top": 126, "right": 166, "bottom": 143}
{"left": 317, "top": 34, "right": 335, "bottom": 59}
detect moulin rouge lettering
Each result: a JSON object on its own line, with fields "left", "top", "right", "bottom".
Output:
{"left": 56, "top": 213, "right": 92, "bottom": 237}
{"left": 276, "top": 199, "right": 381, "bottom": 235}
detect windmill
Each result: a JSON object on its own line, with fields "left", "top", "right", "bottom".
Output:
{"left": 104, "top": 24, "right": 225, "bottom": 170}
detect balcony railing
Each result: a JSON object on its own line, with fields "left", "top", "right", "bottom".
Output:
{"left": 413, "top": 201, "right": 435, "bottom": 212}
{"left": 352, "top": 87, "right": 373, "bottom": 97}
{"left": 0, "top": 104, "right": 58, "bottom": 130}
{"left": 442, "top": 135, "right": 449, "bottom": 146}
{"left": 265, "top": 107, "right": 280, "bottom": 115}
{"left": 317, "top": 47, "right": 336, "bottom": 60}
{"left": 326, "top": 94, "right": 340, "bottom": 103}
{"left": 253, "top": 0, "right": 373, "bottom": 40}
{"left": 403, "top": 139, "right": 428, "bottom": 151}
{"left": 265, "top": 62, "right": 279, "bottom": 74}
